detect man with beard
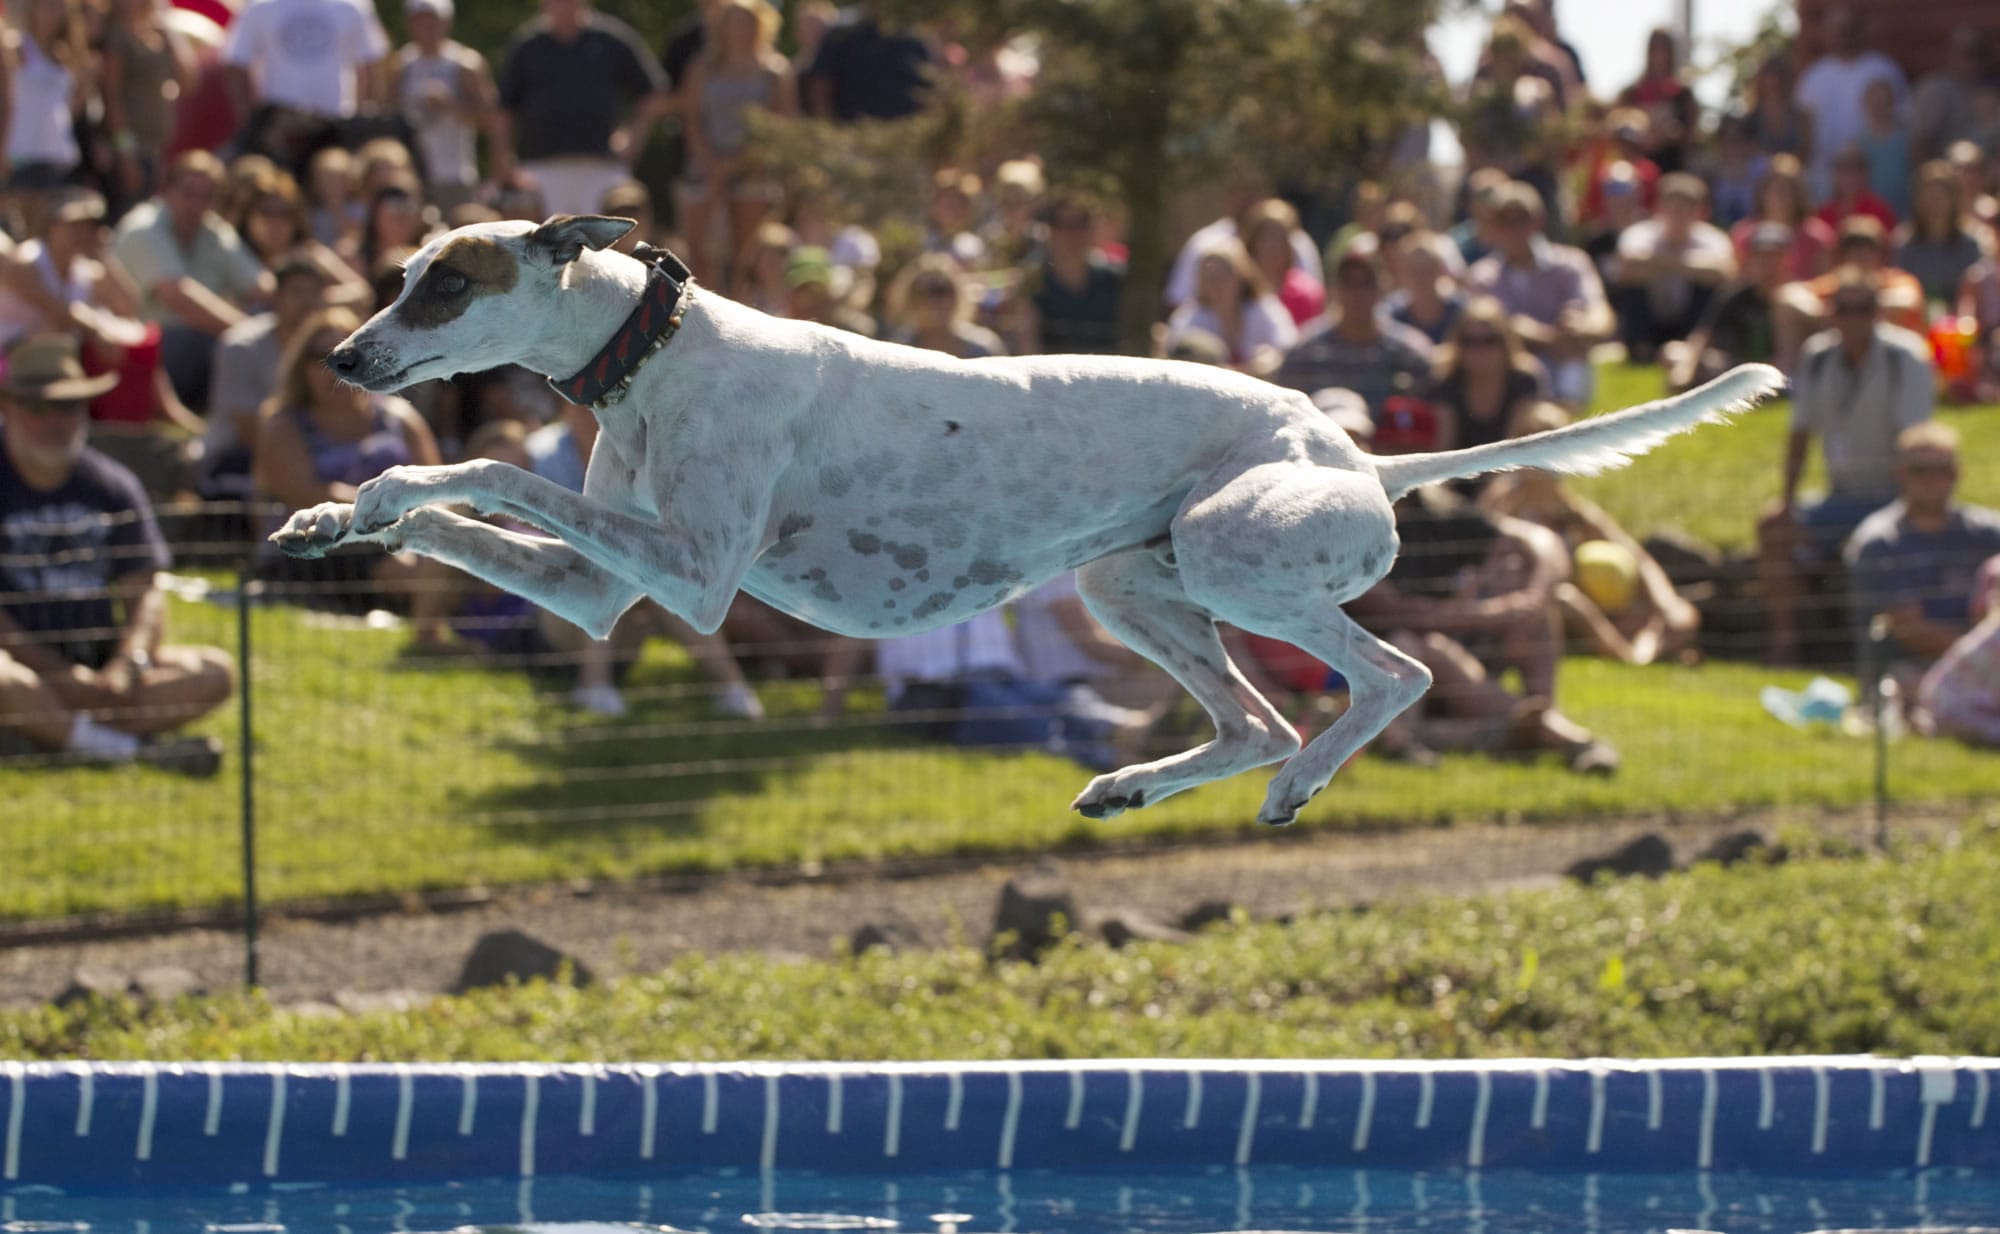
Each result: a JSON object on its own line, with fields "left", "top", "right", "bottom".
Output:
{"left": 0, "top": 335, "right": 233, "bottom": 774}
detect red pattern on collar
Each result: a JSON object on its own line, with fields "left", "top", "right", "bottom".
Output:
{"left": 551, "top": 257, "right": 690, "bottom": 407}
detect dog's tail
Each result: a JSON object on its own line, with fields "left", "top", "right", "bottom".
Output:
{"left": 1369, "top": 363, "right": 1786, "bottom": 500}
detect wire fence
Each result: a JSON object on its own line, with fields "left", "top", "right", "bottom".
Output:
{"left": 0, "top": 498, "right": 1991, "bottom": 989}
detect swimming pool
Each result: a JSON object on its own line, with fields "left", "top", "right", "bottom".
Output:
{"left": 5, "top": 1058, "right": 1998, "bottom": 1232}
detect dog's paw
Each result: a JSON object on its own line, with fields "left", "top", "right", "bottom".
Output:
{"left": 269, "top": 502, "right": 358, "bottom": 558}
{"left": 1255, "top": 782, "right": 1321, "bottom": 827}
{"left": 1071, "top": 778, "right": 1147, "bottom": 821}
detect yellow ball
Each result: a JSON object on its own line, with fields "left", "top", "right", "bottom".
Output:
{"left": 1573, "top": 539, "right": 1639, "bottom": 614}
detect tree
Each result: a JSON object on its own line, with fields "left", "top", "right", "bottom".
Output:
{"left": 889, "top": 0, "right": 1453, "bottom": 352}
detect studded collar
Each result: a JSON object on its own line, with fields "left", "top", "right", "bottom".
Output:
{"left": 548, "top": 244, "right": 693, "bottom": 409}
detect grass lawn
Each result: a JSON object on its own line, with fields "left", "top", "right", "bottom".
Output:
{"left": 12, "top": 823, "right": 2000, "bottom": 1061}
{"left": 3, "top": 366, "right": 1996, "bottom": 921}
{"left": 1574, "top": 364, "right": 2000, "bottom": 551}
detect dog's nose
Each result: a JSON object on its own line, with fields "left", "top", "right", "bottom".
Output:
{"left": 324, "top": 345, "right": 362, "bottom": 379}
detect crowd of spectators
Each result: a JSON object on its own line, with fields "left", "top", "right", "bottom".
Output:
{"left": 2, "top": 0, "right": 1998, "bottom": 780}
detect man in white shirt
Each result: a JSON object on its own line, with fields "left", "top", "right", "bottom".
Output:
{"left": 1609, "top": 173, "right": 1737, "bottom": 364}
{"left": 1793, "top": 4, "right": 1907, "bottom": 200}
{"left": 1756, "top": 271, "right": 1935, "bottom": 663}
{"left": 224, "top": 0, "right": 390, "bottom": 123}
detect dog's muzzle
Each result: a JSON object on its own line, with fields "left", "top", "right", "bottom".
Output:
{"left": 324, "top": 339, "right": 442, "bottom": 394}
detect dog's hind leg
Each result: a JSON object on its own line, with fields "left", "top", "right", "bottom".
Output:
{"left": 1069, "top": 549, "right": 1301, "bottom": 820}
{"left": 1235, "top": 607, "right": 1432, "bottom": 826}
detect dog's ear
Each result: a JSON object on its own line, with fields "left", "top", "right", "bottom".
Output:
{"left": 528, "top": 215, "right": 637, "bottom": 266}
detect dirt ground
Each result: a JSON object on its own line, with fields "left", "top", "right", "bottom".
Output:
{"left": 0, "top": 808, "right": 1970, "bottom": 1011}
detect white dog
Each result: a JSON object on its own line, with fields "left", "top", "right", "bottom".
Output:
{"left": 274, "top": 216, "right": 1782, "bottom": 825}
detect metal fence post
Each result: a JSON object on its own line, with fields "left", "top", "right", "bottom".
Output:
{"left": 237, "top": 569, "right": 260, "bottom": 989}
{"left": 1869, "top": 614, "right": 1891, "bottom": 852}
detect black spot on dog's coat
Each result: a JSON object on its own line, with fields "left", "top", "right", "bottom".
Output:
{"left": 945, "top": 420, "right": 961, "bottom": 435}
{"left": 913, "top": 591, "right": 955, "bottom": 620}
{"left": 848, "top": 530, "right": 882, "bottom": 555}
{"left": 778, "top": 513, "right": 813, "bottom": 539}
{"left": 888, "top": 577, "right": 906, "bottom": 591}
{"left": 891, "top": 543, "right": 927, "bottom": 571}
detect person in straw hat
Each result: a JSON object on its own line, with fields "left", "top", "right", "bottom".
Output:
{"left": 0, "top": 333, "right": 234, "bottom": 776}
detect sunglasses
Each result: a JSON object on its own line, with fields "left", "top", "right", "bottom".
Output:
{"left": 1900, "top": 459, "right": 1958, "bottom": 475}
{"left": 15, "top": 397, "right": 89, "bottom": 416}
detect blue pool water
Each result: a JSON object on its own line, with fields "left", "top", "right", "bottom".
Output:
{"left": 8, "top": 1166, "right": 2000, "bottom": 1234}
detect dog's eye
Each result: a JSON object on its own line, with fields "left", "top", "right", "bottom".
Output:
{"left": 437, "top": 270, "right": 468, "bottom": 296}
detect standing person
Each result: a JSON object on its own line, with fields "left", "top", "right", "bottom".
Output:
{"left": 1911, "top": 28, "right": 1989, "bottom": 164}
{"left": 494, "top": 0, "right": 673, "bottom": 219}
{"left": 678, "top": 0, "right": 796, "bottom": 291}
{"left": 392, "top": 0, "right": 501, "bottom": 214}
{"left": 1793, "top": 3, "right": 1906, "bottom": 201}
{"left": 223, "top": 0, "right": 391, "bottom": 166}
{"left": 1756, "top": 273, "right": 1935, "bottom": 665}
{"left": 799, "top": 1, "right": 932, "bottom": 123}
{"left": 1023, "top": 191, "right": 1124, "bottom": 356}
{"left": 1, "top": 0, "right": 88, "bottom": 232}
{"left": 1618, "top": 28, "right": 1698, "bottom": 176}
{"left": 111, "top": 150, "right": 272, "bottom": 413}
{"left": 0, "top": 333, "right": 233, "bottom": 775}
{"left": 99, "top": 0, "right": 198, "bottom": 211}
{"left": 1742, "top": 55, "right": 1812, "bottom": 162}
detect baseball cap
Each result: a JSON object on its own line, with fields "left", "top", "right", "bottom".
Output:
{"left": 406, "top": 0, "right": 452, "bottom": 18}
{"left": 784, "top": 246, "right": 833, "bottom": 290}
{"left": 1373, "top": 396, "right": 1440, "bottom": 453}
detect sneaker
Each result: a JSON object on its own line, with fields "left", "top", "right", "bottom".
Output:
{"left": 717, "top": 681, "right": 766, "bottom": 720}
{"left": 569, "top": 683, "right": 629, "bottom": 717}
{"left": 136, "top": 734, "right": 223, "bottom": 778}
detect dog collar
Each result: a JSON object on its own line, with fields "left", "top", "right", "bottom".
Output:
{"left": 549, "top": 245, "right": 693, "bottom": 409}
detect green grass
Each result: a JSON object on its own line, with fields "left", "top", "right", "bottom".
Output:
{"left": 13, "top": 821, "right": 2000, "bottom": 1061}
{"left": 1573, "top": 365, "right": 2000, "bottom": 551}
{"left": 4, "top": 365, "right": 1997, "bottom": 922}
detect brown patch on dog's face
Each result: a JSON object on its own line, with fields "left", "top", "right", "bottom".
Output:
{"left": 395, "top": 235, "right": 520, "bottom": 329}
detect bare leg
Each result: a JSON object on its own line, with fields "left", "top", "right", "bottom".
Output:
{"left": 38, "top": 645, "right": 235, "bottom": 739}
{"left": 0, "top": 649, "right": 78, "bottom": 750}
{"left": 1756, "top": 502, "right": 1804, "bottom": 664}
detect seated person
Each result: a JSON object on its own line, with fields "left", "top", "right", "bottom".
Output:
{"left": 874, "top": 609, "right": 1148, "bottom": 772}
{"left": 1013, "top": 570, "right": 1180, "bottom": 721}
{"left": 1344, "top": 386, "right": 1616, "bottom": 771}
{"left": 523, "top": 398, "right": 767, "bottom": 719}
{"left": 1382, "top": 231, "right": 1467, "bottom": 346}
{"left": 0, "top": 188, "right": 203, "bottom": 495}
{"left": 1814, "top": 145, "right": 1900, "bottom": 233}
{"left": 200, "top": 253, "right": 332, "bottom": 503}
{"left": 1757, "top": 272, "right": 1935, "bottom": 665}
{"left": 1774, "top": 217, "right": 1926, "bottom": 366}
{"left": 1481, "top": 403, "right": 1702, "bottom": 665}
{"left": 1163, "top": 237, "right": 1295, "bottom": 375}
{"left": 1845, "top": 423, "right": 2000, "bottom": 692}
{"left": 1665, "top": 220, "right": 1789, "bottom": 391}
{"left": 1917, "top": 554, "right": 2000, "bottom": 747}
{"left": 1422, "top": 295, "right": 1546, "bottom": 461}
{"left": 784, "top": 246, "right": 877, "bottom": 338}
{"left": 1607, "top": 172, "right": 1737, "bottom": 363}
{"left": 1346, "top": 482, "right": 1618, "bottom": 773}
{"left": 0, "top": 334, "right": 233, "bottom": 774}
{"left": 249, "top": 306, "right": 462, "bottom": 654}
{"left": 1271, "top": 238, "right": 1433, "bottom": 418}
{"left": 1962, "top": 254, "right": 2000, "bottom": 402}
{"left": 1463, "top": 181, "right": 1616, "bottom": 406}
{"left": 111, "top": 150, "right": 272, "bottom": 412}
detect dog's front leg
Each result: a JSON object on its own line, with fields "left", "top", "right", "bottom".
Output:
{"left": 273, "top": 503, "right": 645, "bottom": 636}
{"left": 346, "top": 457, "right": 771, "bottom": 634}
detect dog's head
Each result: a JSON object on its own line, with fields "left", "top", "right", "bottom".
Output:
{"left": 325, "top": 214, "right": 638, "bottom": 392}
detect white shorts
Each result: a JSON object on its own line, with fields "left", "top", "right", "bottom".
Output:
{"left": 519, "top": 158, "right": 631, "bottom": 219}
